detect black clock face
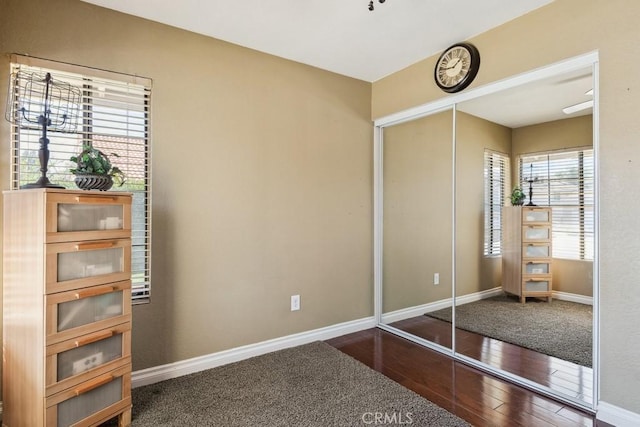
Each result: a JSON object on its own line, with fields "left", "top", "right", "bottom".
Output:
{"left": 434, "top": 43, "right": 480, "bottom": 93}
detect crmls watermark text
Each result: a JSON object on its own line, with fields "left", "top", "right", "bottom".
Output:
{"left": 361, "top": 412, "right": 413, "bottom": 425}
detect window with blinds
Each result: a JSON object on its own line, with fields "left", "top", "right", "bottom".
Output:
{"left": 519, "top": 148, "right": 594, "bottom": 260}
{"left": 483, "top": 150, "right": 510, "bottom": 256}
{"left": 7, "top": 58, "right": 152, "bottom": 303}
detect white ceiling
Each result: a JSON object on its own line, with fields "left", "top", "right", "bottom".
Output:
{"left": 80, "top": 0, "right": 554, "bottom": 83}
{"left": 80, "top": 0, "right": 592, "bottom": 128}
{"left": 458, "top": 67, "right": 594, "bottom": 128}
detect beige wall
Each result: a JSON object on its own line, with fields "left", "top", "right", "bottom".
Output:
{"left": 513, "top": 115, "right": 593, "bottom": 297}
{"left": 0, "top": 0, "right": 372, "bottom": 386}
{"left": 372, "top": 0, "right": 640, "bottom": 414}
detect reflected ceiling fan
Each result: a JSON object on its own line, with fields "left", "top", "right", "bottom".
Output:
{"left": 562, "top": 88, "right": 593, "bottom": 115}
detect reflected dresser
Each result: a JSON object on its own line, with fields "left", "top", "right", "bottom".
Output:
{"left": 502, "top": 206, "right": 553, "bottom": 304}
{"left": 3, "top": 189, "right": 132, "bottom": 427}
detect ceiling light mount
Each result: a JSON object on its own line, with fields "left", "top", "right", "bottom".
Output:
{"left": 368, "top": 0, "right": 386, "bottom": 11}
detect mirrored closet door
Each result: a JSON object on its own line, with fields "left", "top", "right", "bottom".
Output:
{"left": 375, "top": 53, "right": 598, "bottom": 410}
{"left": 454, "top": 66, "right": 595, "bottom": 406}
{"left": 379, "top": 108, "right": 454, "bottom": 352}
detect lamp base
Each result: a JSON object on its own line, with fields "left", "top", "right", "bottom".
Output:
{"left": 20, "top": 176, "right": 64, "bottom": 189}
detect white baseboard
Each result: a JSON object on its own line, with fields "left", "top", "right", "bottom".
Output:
{"left": 597, "top": 401, "right": 640, "bottom": 426}
{"left": 552, "top": 290, "right": 593, "bottom": 305}
{"left": 456, "top": 286, "right": 504, "bottom": 305}
{"left": 381, "top": 298, "right": 451, "bottom": 324}
{"left": 131, "top": 316, "right": 376, "bottom": 389}
{"left": 381, "top": 287, "right": 503, "bottom": 324}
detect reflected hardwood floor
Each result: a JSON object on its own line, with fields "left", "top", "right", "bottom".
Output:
{"left": 326, "top": 328, "right": 608, "bottom": 427}
{"left": 390, "top": 315, "right": 593, "bottom": 404}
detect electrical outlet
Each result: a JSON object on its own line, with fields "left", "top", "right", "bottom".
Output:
{"left": 433, "top": 273, "right": 440, "bottom": 285}
{"left": 291, "top": 294, "right": 300, "bottom": 311}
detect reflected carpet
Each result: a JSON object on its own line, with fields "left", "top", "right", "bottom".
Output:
{"left": 426, "top": 294, "right": 592, "bottom": 367}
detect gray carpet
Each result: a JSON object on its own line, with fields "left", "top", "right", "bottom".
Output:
{"left": 426, "top": 294, "right": 592, "bottom": 367}
{"left": 129, "top": 341, "right": 469, "bottom": 426}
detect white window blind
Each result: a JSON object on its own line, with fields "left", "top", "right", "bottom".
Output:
{"left": 483, "top": 150, "right": 510, "bottom": 256}
{"left": 519, "top": 149, "right": 594, "bottom": 260}
{"left": 7, "top": 58, "right": 152, "bottom": 303}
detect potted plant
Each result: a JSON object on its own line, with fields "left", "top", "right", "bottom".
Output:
{"left": 510, "top": 186, "right": 526, "bottom": 206}
{"left": 70, "top": 142, "right": 126, "bottom": 191}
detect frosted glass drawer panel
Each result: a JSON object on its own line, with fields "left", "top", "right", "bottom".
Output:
{"left": 58, "top": 247, "right": 123, "bottom": 282}
{"left": 524, "top": 280, "right": 550, "bottom": 292}
{"left": 46, "top": 192, "right": 131, "bottom": 237}
{"left": 47, "top": 366, "right": 130, "bottom": 427}
{"left": 57, "top": 332, "right": 124, "bottom": 381}
{"left": 47, "top": 240, "right": 131, "bottom": 292}
{"left": 58, "top": 203, "right": 123, "bottom": 232}
{"left": 58, "top": 292, "right": 122, "bottom": 333}
{"left": 524, "top": 244, "right": 550, "bottom": 258}
{"left": 58, "top": 376, "right": 122, "bottom": 426}
{"left": 523, "top": 226, "right": 550, "bottom": 241}
{"left": 46, "top": 281, "right": 131, "bottom": 343}
{"left": 46, "top": 324, "right": 131, "bottom": 397}
{"left": 524, "top": 262, "right": 551, "bottom": 275}
{"left": 59, "top": 334, "right": 121, "bottom": 381}
{"left": 523, "top": 209, "right": 550, "bottom": 223}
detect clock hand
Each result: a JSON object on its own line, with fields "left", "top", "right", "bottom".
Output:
{"left": 445, "top": 58, "right": 461, "bottom": 70}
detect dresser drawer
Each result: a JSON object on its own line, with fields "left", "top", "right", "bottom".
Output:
{"left": 523, "top": 243, "right": 550, "bottom": 258}
{"left": 46, "top": 281, "right": 131, "bottom": 345}
{"left": 523, "top": 278, "right": 551, "bottom": 292}
{"left": 523, "top": 260, "right": 551, "bottom": 275}
{"left": 522, "top": 225, "right": 550, "bottom": 242}
{"left": 46, "top": 239, "right": 131, "bottom": 293}
{"left": 46, "top": 365, "right": 131, "bottom": 427}
{"left": 46, "top": 323, "right": 131, "bottom": 397}
{"left": 522, "top": 208, "right": 550, "bottom": 224}
{"left": 46, "top": 192, "right": 131, "bottom": 243}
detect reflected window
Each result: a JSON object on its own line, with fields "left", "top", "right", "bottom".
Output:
{"left": 483, "top": 150, "right": 510, "bottom": 256}
{"left": 519, "top": 148, "right": 594, "bottom": 260}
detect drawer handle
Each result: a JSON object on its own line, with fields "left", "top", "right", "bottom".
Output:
{"left": 74, "top": 195, "right": 117, "bottom": 203}
{"left": 74, "top": 374, "right": 114, "bottom": 396}
{"left": 75, "top": 330, "right": 115, "bottom": 347}
{"left": 75, "top": 241, "right": 116, "bottom": 251}
{"left": 75, "top": 286, "right": 115, "bottom": 299}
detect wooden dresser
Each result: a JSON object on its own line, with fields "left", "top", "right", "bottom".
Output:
{"left": 502, "top": 206, "right": 553, "bottom": 304}
{"left": 3, "top": 189, "right": 132, "bottom": 427}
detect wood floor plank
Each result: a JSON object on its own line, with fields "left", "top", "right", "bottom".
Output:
{"left": 495, "top": 403, "right": 570, "bottom": 427}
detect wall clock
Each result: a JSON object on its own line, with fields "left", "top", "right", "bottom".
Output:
{"left": 434, "top": 42, "right": 480, "bottom": 93}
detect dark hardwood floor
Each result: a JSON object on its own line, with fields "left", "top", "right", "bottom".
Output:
{"left": 326, "top": 327, "right": 609, "bottom": 427}
{"left": 390, "top": 315, "right": 593, "bottom": 404}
